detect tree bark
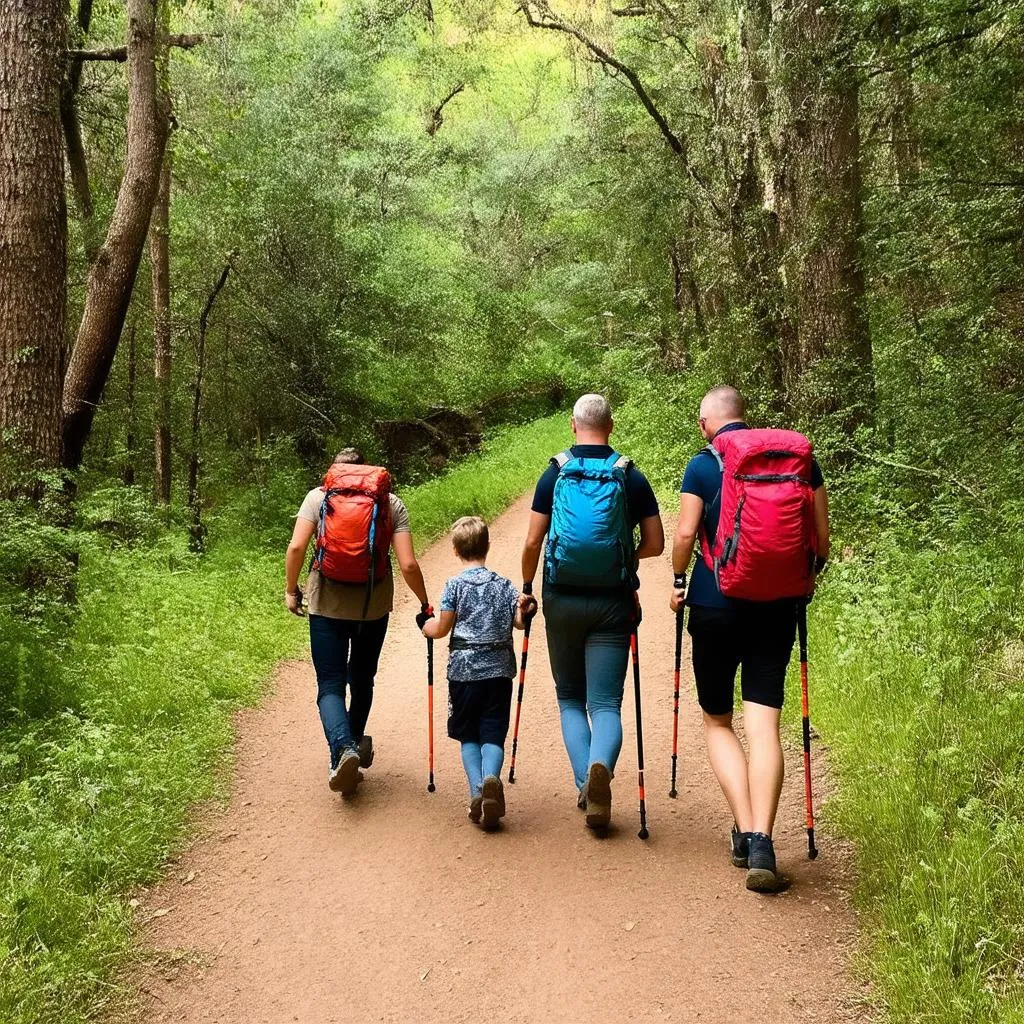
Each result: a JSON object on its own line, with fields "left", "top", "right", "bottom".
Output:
{"left": 775, "top": 0, "right": 874, "bottom": 427}
{"left": 0, "top": 0, "right": 68, "bottom": 485}
{"left": 122, "top": 320, "right": 137, "bottom": 486}
{"left": 61, "top": 0, "right": 171, "bottom": 471}
{"left": 188, "top": 263, "right": 231, "bottom": 552}
{"left": 151, "top": 149, "right": 172, "bottom": 503}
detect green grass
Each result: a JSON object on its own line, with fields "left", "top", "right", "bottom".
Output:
{"left": 613, "top": 385, "right": 1024, "bottom": 1022}
{"left": 0, "top": 412, "right": 568, "bottom": 1024}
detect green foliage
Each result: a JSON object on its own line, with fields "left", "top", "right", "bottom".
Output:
{"left": 0, "top": 413, "right": 566, "bottom": 1024}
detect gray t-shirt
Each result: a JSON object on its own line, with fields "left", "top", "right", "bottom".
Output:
{"left": 297, "top": 489, "right": 410, "bottom": 621}
{"left": 440, "top": 567, "right": 518, "bottom": 682}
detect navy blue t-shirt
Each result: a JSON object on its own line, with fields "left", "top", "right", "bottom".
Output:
{"left": 532, "top": 445, "right": 660, "bottom": 527}
{"left": 680, "top": 423, "right": 824, "bottom": 609}
{"left": 533, "top": 444, "right": 660, "bottom": 591}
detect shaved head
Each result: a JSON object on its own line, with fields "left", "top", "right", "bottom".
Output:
{"left": 698, "top": 385, "right": 746, "bottom": 439}
{"left": 700, "top": 385, "right": 746, "bottom": 421}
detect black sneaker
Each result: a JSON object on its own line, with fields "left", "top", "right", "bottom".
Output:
{"left": 328, "top": 747, "right": 361, "bottom": 797}
{"left": 731, "top": 826, "right": 752, "bottom": 868}
{"left": 746, "top": 832, "right": 780, "bottom": 892}
{"left": 357, "top": 735, "right": 374, "bottom": 769}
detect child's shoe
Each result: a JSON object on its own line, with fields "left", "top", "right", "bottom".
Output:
{"left": 328, "top": 748, "right": 361, "bottom": 797}
{"left": 468, "top": 795, "right": 483, "bottom": 824}
{"left": 481, "top": 775, "right": 505, "bottom": 830}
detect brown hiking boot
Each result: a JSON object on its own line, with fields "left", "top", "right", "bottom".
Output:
{"left": 584, "top": 763, "right": 611, "bottom": 830}
{"left": 481, "top": 775, "right": 506, "bottom": 830}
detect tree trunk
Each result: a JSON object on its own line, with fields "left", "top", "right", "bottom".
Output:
{"left": 775, "top": 0, "right": 874, "bottom": 428}
{"left": 61, "top": 0, "right": 171, "bottom": 471}
{"left": 151, "top": 149, "right": 172, "bottom": 503}
{"left": 0, "top": 0, "right": 68, "bottom": 486}
{"left": 188, "top": 263, "right": 231, "bottom": 552}
{"left": 122, "top": 320, "right": 137, "bottom": 486}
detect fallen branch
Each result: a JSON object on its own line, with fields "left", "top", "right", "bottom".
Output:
{"left": 70, "top": 33, "right": 213, "bottom": 61}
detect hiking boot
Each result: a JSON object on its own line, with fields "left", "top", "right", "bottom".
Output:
{"left": 357, "top": 735, "right": 374, "bottom": 769}
{"left": 328, "top": 747, "right": 361, "bottom": 797}
{"left": 746, "top": 832, "right": 780, "bottom": 892}
{"left": 468, "top": 795, "right": 483, "bottom": 824}
{"left": 584, "top": 763, "right": 612, "bottom": 830}
{"left": 731, "top": 825, "right": 752, "bottom": 868}
{"left": 577, "top": 786, "right": 588, "bottom": 811}
{"left": 481, "top": 775, "right": 506, "bottom": 830}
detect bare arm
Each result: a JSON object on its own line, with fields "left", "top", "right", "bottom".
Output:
{"left": 392, "top": 531, "right": 429, "bottom": 607}
{"left": 635, "top": 513, "right": 665, "bottom": 559}
{"left": 670, "top": 493, "right": 704, "bottom": 612}
{"left": 422, "top": 609, "right": 455, "bottom": 640}
{"left": 285, "top": 517, "right": 316, "bottom": 614}
{"left": 813, "top": 485, "right": 831, "bottom": 561}
{"left": 521, "top": 511, "right": 549, "bottom": 589}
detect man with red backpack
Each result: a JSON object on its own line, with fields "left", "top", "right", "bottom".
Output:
{"left": 670, "top": 386, "right": 830, "bottom": 892}
{"left": 285, "top": 448, "right": 430, "bottom": 797}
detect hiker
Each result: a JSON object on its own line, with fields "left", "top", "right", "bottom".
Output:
{"left": 420, "top": 516, "right": 536, "bottom": 829}
{"left": 285, "top": 448, "right": 431, "bottom": 797}
{"left": 520, "top": 394, "right": 664, "bottom": 830}
{"left": 669, "top": 386, "right": 830, "bottom": 892}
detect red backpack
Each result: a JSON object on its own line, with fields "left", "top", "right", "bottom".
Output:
{"left": 701, "top": 428, "right": 818, "bottom": 601}
{"left": 311, "top": 465, "right": 394, "bottom": 595}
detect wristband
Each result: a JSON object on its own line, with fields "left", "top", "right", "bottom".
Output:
{"left": 522, "top": 580, "right": 533, "bottom": 595}
{"left": 673, "top": 573, "right": 687, "bottom": 591}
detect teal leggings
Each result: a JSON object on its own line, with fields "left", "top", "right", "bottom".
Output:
{"left": 542, "top": 586, "right": 634, "bottom": 789}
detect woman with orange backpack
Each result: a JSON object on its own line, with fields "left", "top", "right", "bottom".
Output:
{"left": 284, "top": 448, "right": 431, "bottom": 797}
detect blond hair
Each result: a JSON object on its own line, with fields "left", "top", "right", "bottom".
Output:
{"left": 451, "top": 516, "right": 489, "bottom": 561}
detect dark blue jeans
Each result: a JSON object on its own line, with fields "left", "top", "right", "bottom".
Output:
{"left": 308, "top": 614, "right": 389, "bottom": 767}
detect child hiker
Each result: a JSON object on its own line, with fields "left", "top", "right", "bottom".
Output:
{"left": 420, "top": 516, "right": 536, "bottom": 829}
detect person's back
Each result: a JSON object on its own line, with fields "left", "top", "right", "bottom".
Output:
{"left": 670, "top": 386, "right": 830, "bottom": 892}
{"left": 520, "top": 394, "right": 665, "bottom": 831}
{"left": 422, "top": 516, "right": 530, "bottom": 830}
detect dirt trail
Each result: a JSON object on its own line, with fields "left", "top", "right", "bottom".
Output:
{"left": 136, "top": 494, "right": 861, "bottom": 1024}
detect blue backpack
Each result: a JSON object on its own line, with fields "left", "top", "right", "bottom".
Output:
{"left": 545, "top": 450, "right": 634, "bottom": 588}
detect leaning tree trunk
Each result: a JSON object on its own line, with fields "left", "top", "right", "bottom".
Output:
{"left": 61, "top": 0, "right": 171, "bottom": 471}
{"left": 775, "top": 0, "right": 874, "bottom": 429}
{"left": 151, "top": 149, "right": 172, "bottom": 503}
{"left": 0, "top": 0, "right": 68, "bottom": 487}
{"left": 122, "top": 320, "right": 137, "bottom": 485}
{"left": 188, "top": 263, "right": 231, "bottom": 552}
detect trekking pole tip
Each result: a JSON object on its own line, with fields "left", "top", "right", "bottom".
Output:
{"left": 638, "top": 826, "right": 650, "bottom": 840}
{"left": 427, "top": 782, "right": 436, "bottom": 793}
{"left": 669, "top": 788, "right": 677, "bottom": 799}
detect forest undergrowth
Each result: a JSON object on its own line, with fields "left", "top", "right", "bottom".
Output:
{"left": 0, "top": 413, "right": 567, "bottom": 1024}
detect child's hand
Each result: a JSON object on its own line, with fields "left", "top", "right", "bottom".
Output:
{"left": 520, "top": 595, "right": 538, "bottom": 620}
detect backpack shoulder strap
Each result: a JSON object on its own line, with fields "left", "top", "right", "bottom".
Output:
{"left": 704, "top": 443, "right": 724, "bottom": 472}
{"left": 611, "top": 453, "right": 631, "bottom": 471}
{"left": 552, "top": 450, "right": 572, "bottom": 470}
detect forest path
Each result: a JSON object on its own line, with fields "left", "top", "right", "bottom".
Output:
{"left": 134, "top": 494, "right": 861, "bottom": 1024}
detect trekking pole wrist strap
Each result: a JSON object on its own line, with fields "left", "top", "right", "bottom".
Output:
{"left": 522, "top": 580, "right": 533, "bottom": 595}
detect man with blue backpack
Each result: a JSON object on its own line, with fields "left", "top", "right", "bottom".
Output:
{"left": 520, "top": 394, "right": 665, "bottom": 831}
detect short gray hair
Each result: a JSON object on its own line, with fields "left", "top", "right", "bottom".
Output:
{"left": 572, "top": 393, "right": 613, "bottom": 429}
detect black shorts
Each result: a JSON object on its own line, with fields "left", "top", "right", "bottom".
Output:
{"left": 447, "top": 676, "right": 514, "bottom": 745}
{"left": 687, "top": 602, "right": 798, "bottom": 715}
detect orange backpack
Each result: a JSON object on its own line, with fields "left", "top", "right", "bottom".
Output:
{"left": 311, "top": 465, "right": 394, "bottom": 596}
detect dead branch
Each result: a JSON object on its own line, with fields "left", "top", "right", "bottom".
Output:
{"left": 427, "top": 82, "right": 466, "bottom": 136}
{"left": 70, "top": 33, "right": 213, "bottom": 61}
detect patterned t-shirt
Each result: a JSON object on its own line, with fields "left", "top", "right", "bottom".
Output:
{"left": 440, "top": 567, "right": 519, "bottom": 682}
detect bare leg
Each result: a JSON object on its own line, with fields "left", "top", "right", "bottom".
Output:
{"left": 743, "top": 701, "right": 784, "bottom": 836}
{"left": 702, "top": 710, "right": 753, "bottom": 832}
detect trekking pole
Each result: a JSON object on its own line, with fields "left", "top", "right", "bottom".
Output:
{"left": 631, "top": 615, "right": 650, "bottom": 840}
{"left": 798, "top": 600, "right": 817, "bottom": 859}
{"left": 670, "top": 574, "right": 685, "bottom": 798}
{"left": 426, "top": 633, "right": 436, "bottom": 793}
{"left": 507, "top": 613, "right": 533, "bottom": 784}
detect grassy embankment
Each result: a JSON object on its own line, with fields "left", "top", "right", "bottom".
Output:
{"left": 0, "top": 412, "right": 568, "bottom": 1024}
{"left": 614, "top": 381, "right": 1024, "bottom": 1023}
